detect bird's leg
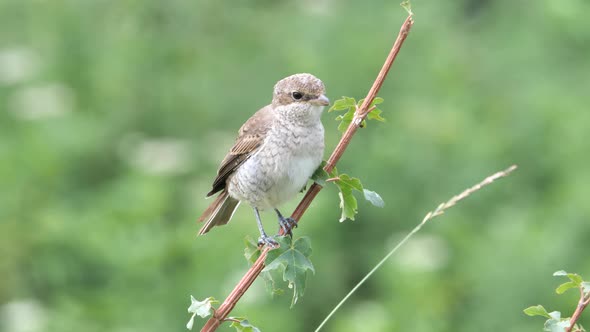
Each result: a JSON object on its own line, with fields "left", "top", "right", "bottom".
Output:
{"left": 254, "top": 207, "right": 278, "bottom": 248}
{"left": 274, "top": 208, "right": 298, "bottom": 237}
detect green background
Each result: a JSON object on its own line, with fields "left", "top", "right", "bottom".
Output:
{"left": 1, "top": 0, "right": 589, "bottom": 331}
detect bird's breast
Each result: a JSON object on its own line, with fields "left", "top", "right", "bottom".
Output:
{"left": 227, "top": 118, "right": 324, "bottom": 210}
{"left": 265, "top": 122, "right": 323, "bottom": 198}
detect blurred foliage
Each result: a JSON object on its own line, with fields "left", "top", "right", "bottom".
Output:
{"left": 1, "top": 0, "right": 589, "bottom": 331}
{"left": 524, "top": 270, "right": 590, "bottom": 331}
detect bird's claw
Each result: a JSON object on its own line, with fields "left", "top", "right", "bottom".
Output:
{"left": 278, "top": 217, "right": 298, "bottom": 237}
{"left": 257, "top": 235, "right": 279, "bottom": 248}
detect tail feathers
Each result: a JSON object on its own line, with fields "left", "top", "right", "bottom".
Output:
{"left": 198, "top": 190, "right": 240, "bottom": 235}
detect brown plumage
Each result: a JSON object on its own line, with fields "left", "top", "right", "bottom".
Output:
{"left": 197, "top": 73, "right": 328, "bottom": 244}
{"left": 197, "top": 106, "right": 273, "bottom": 234}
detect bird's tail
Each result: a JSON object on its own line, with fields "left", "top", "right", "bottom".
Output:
{"left": 198, "top": 190, "right": 240, "bottom": 235}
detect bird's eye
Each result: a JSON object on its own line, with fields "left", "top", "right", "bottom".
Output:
{"left": 292, "top": 91, "right": 303, "bottom": 100}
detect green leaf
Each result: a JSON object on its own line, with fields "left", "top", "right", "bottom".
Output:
{"left": 228, "top": 318, "right": 262, "bottom": 332}
{"left": 556, "top": 281, "right": 578, "bottom": 294}
{"left": 329, "top": 97, "right": 356, "bottom": 112}
{"left": 244, "top": 236, "right": 261, "bottom": 265}
{"left": 363, "top": 189, "right": 385, "bottom": 208}
{"left": 330, "top": 96, "right": 359, "bottom": 133}
{"left": 344, "top": 96, "right": 356, "bottom": 107}
{"left": 337, "top": 174, "right": 364, "bottom": 192}
{"left": 331, "top": 172, "right": 383, "bottom": 222}
{"left": 335, "top": 108, "right": 355, "bottom": 133}
{"left": 329, "top": 96, "right": 356, "bottom": 112}
{"left": 554, "top": 270, "right": 583, "bottom": 287}
{"left": 263, "top": 236, "right": 315, "bottom": 307}
{"left": 401, "top": 0, "right": 413, "bottom": 16}
{"left": 544, "top": 311, "right": 570, "bottom": 332}
{"left": 568, "top": 273, "right": 583, "bottom": 285}
{"left": 524, "top": 305, "right": 551, "bottom": 318}
{"left": 331, "top": 96, "right": 385, "bottom": 132}
{"left": 371, "top": 97, "right": 384, "bottom": 106}
{"left": 293, "top": 236, "right": 313, "bottom": 257}
{"left": 338, "top": 190, "right": 357, "bottom": 222}
{"left": 367, "top": 108, "right": 386, "bottom": 122}
{"left": 243, "top": 236, "right": 284, "bottom": 296}
{"left": 356, "top": 97, "right": 383, "bottom": 109}
{"left": 261, "top": 269, "right": 284, "bottom": 297}
{"left": 332, "top": 174, "right": 364, "bottom": 222}
{"left": 311, "top": 161, "right": 329, "bottom": 186}
{"left": 186, "top": 296, "right": 218, "bottom": 330}
{"left": 582, "top": 282, "right": 590, "bottom": 296}
{"left": 548, "top": 311, "right": 561, "bottom": 320}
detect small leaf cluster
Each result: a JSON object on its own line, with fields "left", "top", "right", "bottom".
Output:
{"left": 186, "top": 296, "right": 218, "bottom": 330}
{"left": 401, "top": 0, "right": 413, "bottom": 16}
{"left": 312, "top": 162, "right": 384, "bottom": 222}
{"left": 245, "top": 236, "right": 315, "bottom": 307}
{"left": 328, "top": 96, "right": 385, "bottom": 133}
{"left": 244, "top": 237, "right": 284, "bottom": 297}
{"left": 228, "top": 318, "right": 262, "bottom": 332}
{"left": 185, "top": 295, "right": 263, "bottom": 331}
{"left": 524, "top": 270, "right": 590, "bottom": 332}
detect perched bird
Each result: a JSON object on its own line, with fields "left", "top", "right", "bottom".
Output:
{"left": 198, "top": 73, "right": 328, "bottom": 246}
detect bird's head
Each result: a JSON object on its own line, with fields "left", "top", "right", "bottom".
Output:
{"left": 272, "top": 73, "right": 329, "bottom": 123}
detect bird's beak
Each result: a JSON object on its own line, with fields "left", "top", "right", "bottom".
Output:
{"left": 311, "top": 94, "right": 330, "bottom": 106}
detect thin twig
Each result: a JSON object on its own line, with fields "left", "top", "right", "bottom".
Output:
{"left": 314, "top": 165, "right": 517, "bottom": 331}
{"left": 566, "top": 288, "right": 590, "bottom": 332}
{"left": 199, "top": 14, "right": 414, "bottom": 332}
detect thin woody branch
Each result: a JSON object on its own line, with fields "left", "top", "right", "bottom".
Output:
{"left": 200, "top": 14, "right": 414, "bottom": 332}
{"left": 565, "top": 288, "right": 590, "bottom": 332}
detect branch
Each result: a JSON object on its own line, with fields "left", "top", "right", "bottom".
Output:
{"left": 200, "top": 14, "right": 414, "bottom": 332}
{"left": 566, "top": 287, "right": 590, "bottom": 332}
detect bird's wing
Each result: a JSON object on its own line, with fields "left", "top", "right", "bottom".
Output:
{"left": 206, "top": 105, "right": 274, "bottom": 197}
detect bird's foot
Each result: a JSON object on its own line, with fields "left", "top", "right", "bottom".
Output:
{"left": 278, "top": 216, "right": 298, "bottom": 237}
{"left": 257, "top": 235, "right": 279, "bottom": 249}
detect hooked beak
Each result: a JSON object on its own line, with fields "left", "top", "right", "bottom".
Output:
{"left": 311, "top": 94, "right": 330, "bottom": 106}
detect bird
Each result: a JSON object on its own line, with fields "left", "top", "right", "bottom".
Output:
{"left": 198, "top": 73, "right": 328, "bottom": 246}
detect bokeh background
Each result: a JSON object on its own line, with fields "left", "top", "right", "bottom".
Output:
{"left": 1, "top": 0, "right": 589, "bottom": 331}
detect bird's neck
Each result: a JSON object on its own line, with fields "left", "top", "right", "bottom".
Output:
{"left": 274, "top": 104, "right": 324, "bottom": 127}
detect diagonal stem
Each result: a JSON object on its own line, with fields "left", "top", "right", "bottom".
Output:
{"left": 565, "top": 288, "right": 590, "bottom": 332}
{"left": 200, "top": 14, "right": 414, "bottom": 332}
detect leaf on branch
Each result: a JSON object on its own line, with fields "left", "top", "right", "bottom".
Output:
{"left": 401, "top": 0, "right": 413, "bottom": 16}
{"left": 367, "top": 108, "right": 386, "bottom": 122}
{"left": 338, "top": 191, "right": 357, "bottom": 222}
{"left": 357, "top": 97, "right": 387, "bottom": 128}
{"left": 262, "top": 236, "right": 315, "bottom": 307}
{"left": 335, "top": 108, "right": 355, "bottom": 133}
{"left": 329, "top": 96, "right": 386, "bottom": 133}
{"left": 243, "top": 236, "right": 284, "bottom": 296}
{"left": 553, "top": 270, "right": 584, "bottom": 294}
{"left": 556, "top": 281, "right": 578, "bottom": 295}
{"left": 311, "top": 161, "right": 336, "bottom": 186}
{"left": 524, "top": 305, "right": 551, "bottom": 318}
{"left": 331, "top": 173, "right": 385, "bottom": 221}
{"left": 186, "top": 296, "right": 218, "bottom": 330}
{"left": 337, "top": 174, "right": 364, "bottom": 192}
{"left": 544, "top": 310, "right": 571, "bottom": 332}
{"left": 334, "top": 174, "right": 361, "bottom": 222}
{"left": 228, "top": 317, "right": 262, "bottom": 332}
{"left": 244, "top": 236, "right": 261, "bottom": 265}
{"left": 328, "top": 97, "right": 356, "bottom": 112}
{"left": 564, "top": 271, "right": 582, "bottom": 285}
{"left": 363, "top": 189, "right": 385, "bottom": 208}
